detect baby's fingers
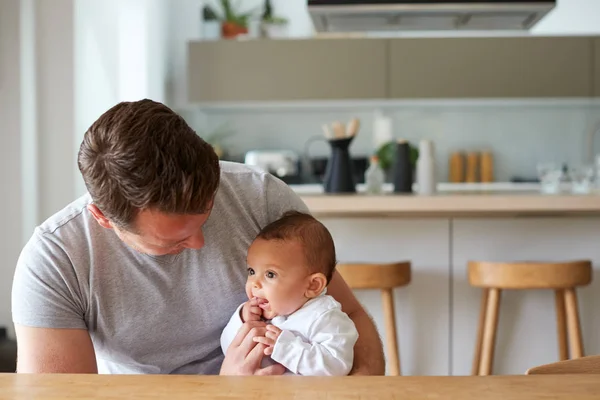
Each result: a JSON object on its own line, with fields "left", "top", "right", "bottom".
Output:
{"left": 250, "top": 306, "right": 262, "bottom": 316}
{"left": 253, "top": 336, "right": 276, "bottom": 347}
{"left": 264, "top": 346, "right": 274, "bottom": 356}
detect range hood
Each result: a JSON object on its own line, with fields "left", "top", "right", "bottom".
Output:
{"left": 308, "top": 1, "right": 556, "bottom": 32}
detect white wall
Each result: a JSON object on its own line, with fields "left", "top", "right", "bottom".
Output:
{"left": 75, "top": 0, "right": 169, "bottom": 195}
{"left": 0, "top": 0, "right": 23, "bottom": 339}
{"left": 532, "top": 0, "right": 600, "bottom": 35}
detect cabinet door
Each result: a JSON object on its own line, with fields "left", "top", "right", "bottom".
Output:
{"left": 188, "top": 39, "right": 387, "bottom": 102}
{"left": 594, "top": 38, "right": 600, "bottom": 97}
{"left": 390, "top": 37, "right": 593, "bottom": 98}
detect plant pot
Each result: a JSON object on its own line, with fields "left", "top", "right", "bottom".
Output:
{"left": 262, "top": 22, "right": 289, "bottom": 39}
{"left": 202, "top": 20, "right": 221, "bottom": 40}
{"left": 221, "top": 21, "right": 248, "bottom": 39}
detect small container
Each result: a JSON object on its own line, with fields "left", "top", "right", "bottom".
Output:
{"left": 449, "top": 152, "right": 465, "bottom": 183}
{"left": 416, "top": 140, "right": 436, "bottom": 195}
{"left": 392, "top": 140, "right": 413, "bottom": 193}
{"left": 480, "top": 151, "right": 494, "bottom": 183}
{"left": 465, "top": 152, "right": 480, "bottom": 183}
{"left": 365, "top": 155, "right": 385, "bottom": 194}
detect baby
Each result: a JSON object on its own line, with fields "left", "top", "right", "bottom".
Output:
{"left": 220, "top": 210, "right": 359, "bottom": 376}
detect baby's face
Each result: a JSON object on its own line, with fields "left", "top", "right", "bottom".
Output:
{"left": 245, "top": 238, "right": 311, "bottom": 320}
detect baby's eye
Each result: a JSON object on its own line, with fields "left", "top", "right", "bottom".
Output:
{"left": 266, "top": 271, "right": 276, "bottom": 279}
{"left": 247, "top": 268, "right": 255, "bottom": 276}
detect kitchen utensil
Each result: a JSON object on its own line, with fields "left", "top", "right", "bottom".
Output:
{"left": 331, "top": 121, "right": 346, "bottom": 139}
{"left": 346, "top": 118, "right": 360, "bottom": 137}
{"left": 392, "top": 139, "right": 413, "bottom": 193}
{"left": 322, "top": 124, "right": 333, "bottom": 140}
{"left": 465, "top": 152, "right": 480, "bottom": 183}
{"left": 449, "top": 152, "right": 465, "bottom": 183}
{"left": 323, "top": 136, "right": 356, "bottom": 193}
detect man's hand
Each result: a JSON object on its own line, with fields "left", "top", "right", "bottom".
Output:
{"left": 241, "top": 298, "right": 263, "bottom": 322}
{"left": 220, "top": 321, "right": 286, "bottom": 376}
{"left": 253, "top": 325, "right": 282, "bottom": 356}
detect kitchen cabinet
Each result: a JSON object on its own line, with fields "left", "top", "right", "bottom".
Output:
{"left": 594, "top": 38, "right": 600, "bottom": 97}
{"left": 389, "top": 37, "right": 593, "bottom": 98}
{"left": 187, "top": 38, "right": 387, "bottom": 102}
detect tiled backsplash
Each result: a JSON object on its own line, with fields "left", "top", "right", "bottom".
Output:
{"left": 179, "top": 99, "right": 600, "bottom": 182}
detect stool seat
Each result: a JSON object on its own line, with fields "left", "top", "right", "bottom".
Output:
{"left": 469, "top": 260, "right": 592, "bottom": 289}
{"left": 468, "top": 259, "right": 593, "bottom": 376}
{"left": 336, "top": 262, "right": 411, "bottom": 290}
{"left": 336, "top": 261, "right": 411, "bottom": 376}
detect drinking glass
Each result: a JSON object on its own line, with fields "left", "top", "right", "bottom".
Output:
{"left": 537, "top": 163, "right": 563, "bottom": 194}
{"left": 570, "top": 165, "right": 594, "bottom": 194}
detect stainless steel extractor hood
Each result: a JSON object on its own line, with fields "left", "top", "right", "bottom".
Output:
{"left": 308, "top": 1, "right": 556, "bottom": 32}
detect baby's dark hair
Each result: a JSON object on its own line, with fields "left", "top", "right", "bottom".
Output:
{"left": 257, "top": 210, "right": 337, "bottom": 283}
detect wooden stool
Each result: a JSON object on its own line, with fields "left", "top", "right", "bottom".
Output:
{"left": 526, "top": 355, "right": 600, "bottom": 375}
{"left": 468, "top": 260, "right": 592, "bottom": 376}
{"left": 336, "top": 261, "right": 411, "bottom": 376}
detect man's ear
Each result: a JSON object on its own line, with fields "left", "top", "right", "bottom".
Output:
{"left": 87, "top": 204, "right": 113, "bottom": 229}
{"left": 305, "top": 273, "right": 327, "bottom": 298}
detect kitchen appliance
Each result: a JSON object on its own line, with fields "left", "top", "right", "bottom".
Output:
{"left": 308, "top": 0, "right": 555, "bottom": 32}
{"left": 244, "top": 150, "right": 302, "bottom": 184}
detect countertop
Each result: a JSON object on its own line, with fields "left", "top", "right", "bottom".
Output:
{"left": 290, "top": 183, "right": 600, "bottom": 217}
{"left": 1, "top": 374, "right": 599, "bottom": 400}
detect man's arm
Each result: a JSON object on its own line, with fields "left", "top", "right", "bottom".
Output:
{"left": 326, "top": 271, "right": 386, "bottom": 375}
{"left": 15, "top": 325, "right": 97, "bottom": 373}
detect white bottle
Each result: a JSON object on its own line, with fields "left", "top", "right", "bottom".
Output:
{"left": 416, "top": 139, "right": 436, "bottom": 195}
{"left": 365, "top": 155, "right": 385, "bottom": 194}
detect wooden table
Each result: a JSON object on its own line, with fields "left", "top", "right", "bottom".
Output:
{"left": 1, "top": 374, "right": 599, "bottom": 399}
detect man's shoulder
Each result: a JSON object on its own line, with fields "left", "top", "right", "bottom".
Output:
{"left": 218, "top": 161, "right": 270, "bottom": 187}
{"left": 36, "top": 193, "right": 92, "bottom": 238}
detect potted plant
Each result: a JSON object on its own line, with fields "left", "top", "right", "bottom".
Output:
{"left": 220, "top": 0, "right": 252, "bottom": 39}
{"left": 261, "top": 0, "right": 288, "bottom": 38}
{"left": 202, "top": 5, "right": 221, "bottom": 40}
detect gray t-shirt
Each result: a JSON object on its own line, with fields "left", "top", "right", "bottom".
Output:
{"left": 11, "top": 161, "right": 308, "bottom": 374}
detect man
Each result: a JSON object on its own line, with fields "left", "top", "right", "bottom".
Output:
{"left": 11, "top": 99, "right": 384, "bottom": 375}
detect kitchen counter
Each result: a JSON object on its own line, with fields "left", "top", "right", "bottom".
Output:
{"left": 298, "top": 192, "right": 600, "bottom": 217}
{"left": 1, "top": 374, "right": 599, "bottom": 399}
{"left": 290, "top": 183, "right": 600, "bottom": 217}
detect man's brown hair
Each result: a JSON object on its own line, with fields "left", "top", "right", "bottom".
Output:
{"left": 257, "top": 211, "right": 337, "bottom": 283}
{"left": 77, "top": 99, "right": 220, "bottom": 231}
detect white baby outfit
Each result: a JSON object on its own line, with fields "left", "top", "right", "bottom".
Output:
{"left": 220, "top": 293, "right": 359, "bottom": 376}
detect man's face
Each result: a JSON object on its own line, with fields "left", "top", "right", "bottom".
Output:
{"left": 113, "top": 208, "right": 212, "bottom": 256}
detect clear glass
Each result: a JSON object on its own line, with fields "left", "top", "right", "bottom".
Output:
{"left": 365, "top": 160, "right": 385, "bottom": 194}
{"left": 537, "top": 163, "right": 563, "bottom": 194}
{"left": 569, "top": 165, "right": 594, "bottom": 194}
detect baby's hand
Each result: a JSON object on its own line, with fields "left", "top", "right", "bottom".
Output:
{"left": 253, "top": 325, "right": 282, "bottom": 356}
{"left": 241, "top": 298, "right": 262, "bottom": 322}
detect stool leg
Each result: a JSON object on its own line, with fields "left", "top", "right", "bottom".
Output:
{"left": 564, "top": 288, "right": 584, "bottom": 359}
{"left": 381, "top": 288, "right": 400, "bottom": 376}
{"left": 472, "top": 289, "right": 489, "bottom": 375}
{"left": 554, "top": 289, "right": 569, "bottom": 361}
{"left": 479, "top": 288, "right": 501, "bottom": 376}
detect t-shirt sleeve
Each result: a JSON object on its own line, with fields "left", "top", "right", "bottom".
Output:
{"left": 264, "top": 173, "right": 310, "bottom": 223}
{"left": 11, "top": 230, "right": 87, "bottom": 329}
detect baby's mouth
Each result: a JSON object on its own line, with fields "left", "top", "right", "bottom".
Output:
{"left": 254, "top": 297, "right": 270, "bottom": 310}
